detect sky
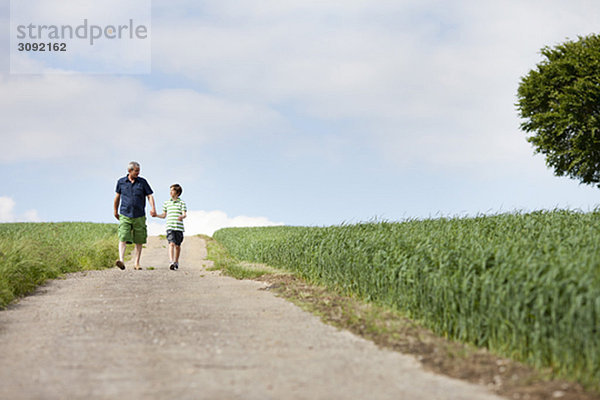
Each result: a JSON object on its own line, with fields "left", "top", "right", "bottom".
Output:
{"left": 1, "top": 0, "right": 600, "bottom": 235}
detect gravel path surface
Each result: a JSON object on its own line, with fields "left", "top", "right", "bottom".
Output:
{"left": 0, "top": 236, "right": 504, "bottom": 400}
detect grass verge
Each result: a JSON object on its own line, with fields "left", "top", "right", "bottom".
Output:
{"left": 205, "top": 235, "right": 599, "bottom": 400}
{"left": 0, "top": 222, "right": 119, "bottom": 309}
{"left": 205, "top": 235, "right": 286, "bottom": 279}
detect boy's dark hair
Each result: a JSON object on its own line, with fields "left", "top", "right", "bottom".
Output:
{"left": 171, "top": 184, "right": 183, "bottom": 196}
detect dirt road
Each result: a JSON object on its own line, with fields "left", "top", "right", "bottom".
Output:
{"left": 0, "top": 236, "right": 504, "bottom": 399}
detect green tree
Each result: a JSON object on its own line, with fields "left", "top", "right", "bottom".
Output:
{"left": 517, "top": 34, "right": 600, "bottom": 186}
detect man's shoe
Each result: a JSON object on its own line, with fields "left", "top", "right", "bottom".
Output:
{"left": 115, "top": 260, "right": 125, "bottom": 270}
{"left": 169, "top": 263, "right": 176, "bottom": 270}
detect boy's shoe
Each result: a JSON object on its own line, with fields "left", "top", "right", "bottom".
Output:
{"left": 115, "top": 260, "right": 125, "bottom": 270}
{"left": 169, "top": 263, "right": 177, "bottom": 270}
{"left": 174, "top": 262, "right": 179, "bottom": 270}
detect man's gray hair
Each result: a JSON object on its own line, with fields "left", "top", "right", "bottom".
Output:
{"left": 127, "top": 161, "right": 140, "bottom": 171}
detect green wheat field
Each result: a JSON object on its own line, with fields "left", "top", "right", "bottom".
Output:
{"left": 214, "top": 210, "right": 600, "bottom": 390}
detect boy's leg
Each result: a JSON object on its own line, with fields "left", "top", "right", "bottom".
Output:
{"left": 169, "top": 243, "right": 180, "bottom": 270}
{"left": 174, "top": 245, "right": 181, "bottom": 263}
{"left": 169, "top": 243, "right": 175, "bottom": 263}
{"left": 174, "top": 231, "right": 184, "bottom": 266}
{"left": 167, "top": 230, "right": 180, "bottom": 270}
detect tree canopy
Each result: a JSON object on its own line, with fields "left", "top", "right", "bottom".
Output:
{"left": 516, "top": 34, "right": 600, "bottom": 186}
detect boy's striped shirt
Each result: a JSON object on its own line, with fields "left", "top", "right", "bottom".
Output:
{"left": 163, "top": 198, "right": 187, "bottom": 231}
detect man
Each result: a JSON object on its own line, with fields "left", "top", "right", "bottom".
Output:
{"left": 113, "top": 161, "right": 157, "bottom": 270}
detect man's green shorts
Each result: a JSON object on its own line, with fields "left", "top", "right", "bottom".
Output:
{"left": 118, "top": 215, "right": 147, "bottom": 244}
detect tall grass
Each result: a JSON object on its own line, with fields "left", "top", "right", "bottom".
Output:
{"left": 0, "top": 222, "right": 118, "bottom": 308}
{"left": 214, "top": 210, "right": 600, "bottom": 389}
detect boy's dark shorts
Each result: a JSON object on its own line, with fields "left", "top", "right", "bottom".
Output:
{"left": 166, "top": 230, "right": 184, "bottom": 246}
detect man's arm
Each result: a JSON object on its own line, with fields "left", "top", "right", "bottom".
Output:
{"left": 147, "top": 194, "right": 157, "bottom": 217}
{"left": 113, "top": 193, "right": 121, "bottom": 221}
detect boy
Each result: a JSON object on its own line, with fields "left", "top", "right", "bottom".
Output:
{"left": 155, "top": 184, "right": 187, "bottom": 270}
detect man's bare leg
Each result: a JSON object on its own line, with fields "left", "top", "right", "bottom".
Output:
{"left": 115, "top": 242, "right": 127, "bottom": 270}
{"left": 134, "top": 243, "right": 143, "bottom": 270}
{"left": 119, "top": 242, "right": 127, "bottom": 262}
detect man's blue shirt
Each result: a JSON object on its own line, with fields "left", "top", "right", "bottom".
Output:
{"left": 116, "top": 176, "right": 153, "bottom": 218}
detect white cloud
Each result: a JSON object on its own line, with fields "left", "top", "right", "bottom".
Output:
{"left": 149, "top": 0, "right": 600, "bottom": 170}
{"left": 147, "top": 209, "right": 284, "bottom": 237}
{"left": 3, "top": 0, "right": 599, "bottom": 173}
{"left": 4, "top": 1, "right": 597, "bottom": 171}
{"left": 0, "top": 196, "right": 41, "bottom": 222}
{"left": 22, "top": 209, "right": 41, "bottom": 222}
{"left": 0, "top": 74, "right": 285, "bottom": 163}
{"left": 0, "top": 197, "right": 16, "bottom": 222}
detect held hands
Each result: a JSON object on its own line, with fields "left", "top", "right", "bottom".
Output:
{"left": 150, "top": 209, "right": 157, "bottom": 218}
